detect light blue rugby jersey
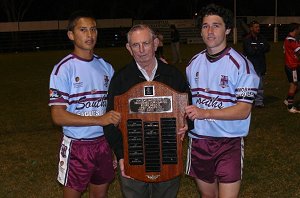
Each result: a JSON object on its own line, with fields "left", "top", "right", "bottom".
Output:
{"left": 49, "top": 54, "right": 114, "bottom": 139}
{"left": 186, "top": 47, "right": 259, "bottom": 138}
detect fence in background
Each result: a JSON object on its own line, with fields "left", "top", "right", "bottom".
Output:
{"left": 0, "top": 17, "right": 298, "bottom": 52}
{"left": 0, "top": 28, "right": 130, "bottom": 52}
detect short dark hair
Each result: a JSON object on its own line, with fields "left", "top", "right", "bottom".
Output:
{"left": 170, "top": 24, "right": 176, "bottom": 29}
{"left": 67, "top": 10, "right": 96, "bottom": 31}
{"left": 197, "top": 4, "right": 233, "bottom": 29}
{"left": 288, "top": 23, "right": 300, "bottom": 33}
{"left": 249, "top": 20, "right": 260, "bottom": 27}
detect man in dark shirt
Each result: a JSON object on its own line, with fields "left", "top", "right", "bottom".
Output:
{"left": 243, "top": 20, "right": 270, "bottom": 107}
{"left": 104, "top": 24, "right": 188, "bottom": 198}
{"left": 170, "top": 24, "right": 182, "bottom": 64}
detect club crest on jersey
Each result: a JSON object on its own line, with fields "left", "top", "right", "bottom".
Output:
{"left": 49, "top": 88, "right": 61, "bottom": 98}
{"left": 104, "top": 75, "right": 110, "bottom": 87}
{"left": 194, "top": 72, "right": 199, "bottom": 82}
{"left": 73, "top": 76, "right": 83, "bottom": 88}
{"left": 219, "top": 75, "right": 229, "bottom": 88}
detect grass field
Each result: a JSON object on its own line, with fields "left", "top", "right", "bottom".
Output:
{"left": 0, "top": 43, "right": 300, "bottom": 198}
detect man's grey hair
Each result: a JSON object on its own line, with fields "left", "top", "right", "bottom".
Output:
{"left": 127, "top": 24, "right": 157, "bottom": 43}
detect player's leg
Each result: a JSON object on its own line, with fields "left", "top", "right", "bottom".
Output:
{"left": 286, "top": 82, "right": 298, "bottom": 110}
{"left": 90, "top": 137, "right": 115, "bottom": 198}
{"left": 58, "top": 136, "right": 87, "bottom": 197}
{"left": 195, "top": 178, "right": 218, "bottom": 198}
{"left": 219, "top": 181, "right": 241, "bottom": 198}
{"left": 186, "top": 137, "right": 218, "bottom": 198}
{"left": 289, "top": 82, "right": 298, "bottom": 93}
{"left": 89, "top": 183, "right": 110, "bottom": 198}
{"left": 216, "top": 137, "right": 243, "bottom": 198}
{"left": 288, "top": 82, "right": 298, "bottom": 97}
{"left": 63, "top": 187, "right": 81, "bottom": 198}
{"left": 284, "top": 66, "right": 300, "bottom": 112}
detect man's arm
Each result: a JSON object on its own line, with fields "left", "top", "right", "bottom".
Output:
{"left": 257, "top": 36, "right": 270, "bottom": 53}
{"left": 243, "top": 37, "right": 257, "bottom": 57}
{"left": 51, "top": 105, "right": 120, "bottom": 127}
{"left": 103, "top": 74, "right": 125, "bottom": 161}
{"left": 185, "top": 102, "right": 252, "bottom": 121}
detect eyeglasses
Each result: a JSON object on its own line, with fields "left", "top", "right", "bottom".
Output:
{"left": 130, "top": 41, "right": 152, "bottom": 50}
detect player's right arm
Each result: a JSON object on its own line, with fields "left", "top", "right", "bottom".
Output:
{"left": 51, "top": 105, "right": 120, "bottom": 127}
{"left": 118, "top": 159, "right": 131, "bottom": 179}
{"left": 185, "top": 102, "right": 252, "bottom": 121}
{"left": 243, "top": 37, "right": 257, "bottom": 56}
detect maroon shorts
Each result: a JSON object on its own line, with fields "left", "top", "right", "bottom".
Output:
{"left": 57, "top": 135, "right": 114, "bottom": 192}
{"left": 285, "top": 65, "right": 300, "bottom": 83}
{"left": 186, "top": 137, "right": 244, "bottom": 183}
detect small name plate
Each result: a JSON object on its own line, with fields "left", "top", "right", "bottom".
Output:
{"left": 129, "top": 96, "right": 172, "bottom": 113}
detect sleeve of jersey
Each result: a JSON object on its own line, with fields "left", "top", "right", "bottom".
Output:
{"left": 108, "top": 62, "right": 115, "bottom": 77}
{"left": 49, "top": 66, "right": 70, "bottom": 106}
{"left": 235, "top": 63, "right": 260, "bottom": 104}
{"left": 100, "top": 58, "right": 115, "bottom": 77}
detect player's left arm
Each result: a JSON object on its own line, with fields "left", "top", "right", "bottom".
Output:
{"left": 185, "top": 102, "right": 252, "bottom": 121}
{"left": 51, "top": 105, "right": 120, "bottom": 127}
{"left": 295, "top": 48, "right": 300, "bottom": 59}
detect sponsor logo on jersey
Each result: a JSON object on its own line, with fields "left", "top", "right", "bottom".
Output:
{"left": 194, "top": 72, "right": 199, "bottom": 82}
{"left": 104, "top": 75, "right": 110, "bottom": 87}
{"left": 195, "top": 96, "right": 224, "bottom": 109}
{"left": 73, "top": 76, "right": 83, "bottom": 88}
{"left": 236, "top": 87, "right": 255, "bottom": 100}
{"left": 77, "top": 109, "right": 106, "bottom": 116}
{"left": 49, "top": 88, "right": 61, "bottom": 98}
{"left": 219, "top": 75, "right": 229, "bottom": 88}
{"left": 76, "top": 96, "right": 107, "bottom": 110}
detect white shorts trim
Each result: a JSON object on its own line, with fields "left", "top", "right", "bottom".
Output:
{"left": 57, "top": 135, "right": 72, "bottom": 185}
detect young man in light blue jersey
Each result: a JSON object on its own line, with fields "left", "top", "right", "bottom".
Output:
{"left": 49, "top": 10, "right": 120, "bottom": 198}
{"left": 185, "top": 4, "right": 259, "bottom": 198}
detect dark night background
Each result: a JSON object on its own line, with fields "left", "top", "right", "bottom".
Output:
{"left": 0, "top": 0, "right": 300, "bottom": 22}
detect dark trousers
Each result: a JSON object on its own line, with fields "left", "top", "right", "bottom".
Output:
{"left": 255, "top": 73, "right": 264, "bottom": 106}
{"left": 120, "top": 176, "right": 180, "bottom": 198}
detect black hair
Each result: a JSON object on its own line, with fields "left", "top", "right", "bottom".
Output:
{"left": 67, "top": 10, "right": 96, "bottom": 31}
{"left": 288, "top": 23, "right": 300, "bottom": 33}
{"left": 249, "top": 20, "right": 260, "bottom": 27}
{"left": 170, "top": 24, "right": 176, "bottom": 29}
{"left": 196, "top": 4, "right": 233, "bottom": 30}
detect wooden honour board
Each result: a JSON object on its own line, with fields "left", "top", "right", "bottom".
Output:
{"left": 114, "top": 81, "right": 188, "bottom": 182}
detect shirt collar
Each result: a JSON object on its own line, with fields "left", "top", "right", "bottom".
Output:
{"left": 136, "top": 58, "right": 158, "bottom": 81}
